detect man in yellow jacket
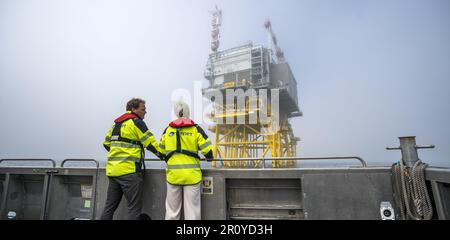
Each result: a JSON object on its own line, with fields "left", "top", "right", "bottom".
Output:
{"left": 160, "top": 101, "right": 213, "bottom": 220}
{"left": 100, "top": 98, "right": 164, "bottom": 220}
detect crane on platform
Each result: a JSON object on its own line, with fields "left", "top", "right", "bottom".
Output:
{"left": 264, "top": 20, "right": 285, "bottom": 63}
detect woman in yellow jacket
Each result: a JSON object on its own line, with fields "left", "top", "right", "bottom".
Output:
{"left": 159, "top": 101, "right": 213, "bottom": 220}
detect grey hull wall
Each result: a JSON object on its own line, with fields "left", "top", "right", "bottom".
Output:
{"left": 1, "top": 167, "right": 450, "bottom": 220}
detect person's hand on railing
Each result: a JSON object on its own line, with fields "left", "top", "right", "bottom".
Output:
{"left": 204, "top": 151, "right": 213, "bottom": 162}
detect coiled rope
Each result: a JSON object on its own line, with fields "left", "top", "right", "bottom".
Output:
{"left": 391, "top": 160, "right": 433, "bottom": 220}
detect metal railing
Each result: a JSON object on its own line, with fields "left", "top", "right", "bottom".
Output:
{"left": 0, "top": 156, "right": 367, "bottom": 169}
{"left": 0, "top": 158, "right": 56, "bottom": 168}
{"left": 61, "top": 159, "right": 99, "bottom": 168}
{"left": 144, "top": 156, "right": 367, "bottom": 168}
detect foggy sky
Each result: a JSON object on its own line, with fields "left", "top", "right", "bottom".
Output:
{"left": 1, "top": 0, "right": 449, "bottom": 167}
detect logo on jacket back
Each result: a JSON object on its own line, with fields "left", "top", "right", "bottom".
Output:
{"left": 168, "top": 131, "right": 192, "bottom": 137}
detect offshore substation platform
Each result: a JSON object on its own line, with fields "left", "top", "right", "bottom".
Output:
{"left": 202, "top": 6, "right": 301, "bottom": 168}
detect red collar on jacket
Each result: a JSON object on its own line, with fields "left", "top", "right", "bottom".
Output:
{"left": 114, "top": 111, "right": 141, "bottom": 123}
{"left": 169, "top": 118, "right": 196, "bottom": 128}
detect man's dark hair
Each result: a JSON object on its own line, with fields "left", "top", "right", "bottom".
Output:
{"left": 126, "top": 98, "right": 146, "bottom": 111}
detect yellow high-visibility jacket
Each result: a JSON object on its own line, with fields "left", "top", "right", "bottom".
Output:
{"left": 103, "top": 111, "right": 164, "bottom": 177}
{"left": 160, "top": 118, "right": 213, "bottom": 185}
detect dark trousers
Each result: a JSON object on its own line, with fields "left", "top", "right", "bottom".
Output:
{"left": 100, "top": 172, "right": 143, "bottom": 220}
